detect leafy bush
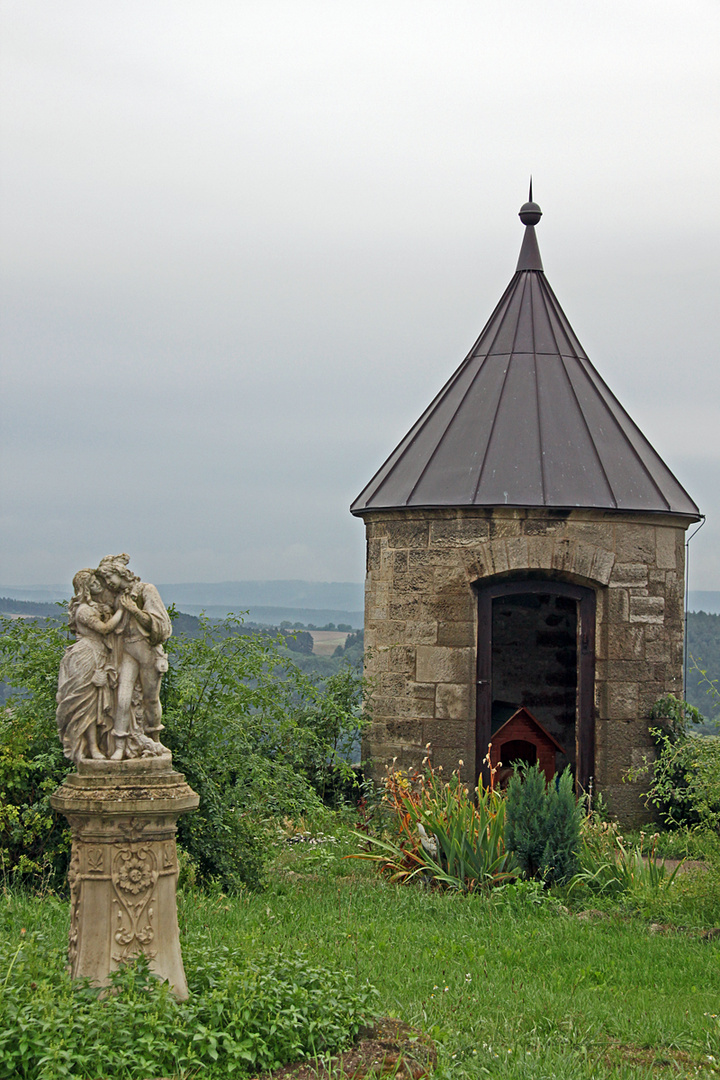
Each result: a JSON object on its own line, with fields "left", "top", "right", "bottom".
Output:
{"left": 650, "top": 693, "right": 704, "bottom": 742}
{"left": 0, "top": 615, "right": 73, "bottom": 889}
{"left": 0, "top": 930, "right": 377, "bottom": 1079}
{"left": 629, "top": 695, "right": 720, "bottom": 830}
{"left": 355, "top": 764, "right": 516, "bottom": 892}
{"left": 163, "top": 616, "right": 368, "bottom": 889}
{"left": 644, "top": 731, "right": 720, "bottom": 830}
{"left": 0, "top": 612, "right": 369, "bottom": 893}
{"left": 505, "top": 764, "right": 582, "bottom": 886}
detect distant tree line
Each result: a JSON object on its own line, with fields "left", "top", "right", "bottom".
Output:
{"left": 0, "top": 603, "right": 363, "bottom": 704}
{"left": 280, "top": 620, "right": 355, "bottom": 632}
{"left": 686, "top": 610, "right": 720, "bottom": 728}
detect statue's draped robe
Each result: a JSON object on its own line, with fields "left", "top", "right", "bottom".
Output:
{"left": 56, "top": 604, "right": 116, "bottom": 763}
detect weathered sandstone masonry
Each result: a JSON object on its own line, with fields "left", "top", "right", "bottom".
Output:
{"left": 362, "top": 507, "right": 692, "bottom": 822}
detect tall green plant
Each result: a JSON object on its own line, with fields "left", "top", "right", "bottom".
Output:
{"left": 505, "top": 764, "right": 582, "bottom": 886}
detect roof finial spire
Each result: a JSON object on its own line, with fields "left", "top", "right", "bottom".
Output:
{"left": 529, "top": 175, "right": 533, "bottom": 202}
{"left": 518, "top": 183, "right": 542, "bottom": 227}
{"left": 516, "top": 182, "right": 543, "bottom": 271}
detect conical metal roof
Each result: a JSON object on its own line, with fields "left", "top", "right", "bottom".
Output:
{"left": 351, "top": 192, "right": 699, "bottom": 519}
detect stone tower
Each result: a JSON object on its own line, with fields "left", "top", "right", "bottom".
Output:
{"left": 351, "top": 192, "right": 700, "bottom": 821}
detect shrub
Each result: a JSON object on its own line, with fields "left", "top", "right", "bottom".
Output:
{"left": 630, "top": 695, "right": 720, "bottom": 830}
{"left": 355, "top": 763, "right": 516, "bottom": 892}
{"left": 643, "top": 731, "right": 720, "bottom": 830}
{"left": 542, "top": 767, "right": 584, "bottom": 885}
{"left": 0, "top": 612, "right": 370, "bottom": 893}
{"left": 0, "top": 615, "right": 73, "bottom": 889}
{"left": 163, "top": 616, "right": 369, "bottom": 889}
{"left": 0, "top": 931, "right": 378, "bottom": 1079}
{"left": 505, "top": 764, "right": 582, "bottom": 886}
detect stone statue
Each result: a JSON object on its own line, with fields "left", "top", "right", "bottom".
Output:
{"left": 52, "top": 554, "right": 198, "bottom": 999}
{"left": 56, "top": 554, "right": 171, "bottom": 763}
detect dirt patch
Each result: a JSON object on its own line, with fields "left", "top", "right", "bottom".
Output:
{"left": 252, "top": 1018, "right": 436, "bottom": 1079}
{"left": 603, "top": 1039, "right": 719, "bottom": 1075}
{"left": 661, "top": 858, "right": 709, "bottom": 874}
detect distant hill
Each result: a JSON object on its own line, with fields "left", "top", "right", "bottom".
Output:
{"left": 168, "top": 604, "right": 363, "bottom": 627}
{"left": 0, "top": 597, "right": 65, "bottom": 618}
{"left": 0, "top": 585, "right": 71, "bottom": 602}
{"left": 0, "top": 598, "right": 362, "bottom": 631}
{"left": 157, "top": 580, "right": 364, "bottom": 611}
{"left": 686, "top": 610, "right": 720, "bottom": 727}
{"left": 0, "top": 580, "right": 365, "bottom": 629}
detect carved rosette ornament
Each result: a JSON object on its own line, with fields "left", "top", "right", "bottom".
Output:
{"left": 112, "top": 843, "right": 159, "bottom": 962}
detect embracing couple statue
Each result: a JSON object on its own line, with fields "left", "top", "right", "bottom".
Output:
{"left": 56, "top": 554, "right": 172, "bottom": 764}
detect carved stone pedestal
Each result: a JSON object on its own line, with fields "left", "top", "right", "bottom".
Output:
{"left": 51, "top": 753, "right": 199, "bottom": 999}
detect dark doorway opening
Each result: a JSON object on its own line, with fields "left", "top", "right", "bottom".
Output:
{"left": 499, "top": 739, "right": 537, "bottom": 769}
{"left": 475, "top": 579, "right": 595, "bottom": 793}
{"left": 492, "top": 592, "right": 577, "bottom": 772}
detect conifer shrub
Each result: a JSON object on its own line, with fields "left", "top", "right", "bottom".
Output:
{"left": 505, "top": 763, "right": 582, "bottom": 886}
{"left": 504, "top": 762, "right": 547, "bottom": 880}
{"left": 541, "top": 768, "right": 583, "bottom": 885}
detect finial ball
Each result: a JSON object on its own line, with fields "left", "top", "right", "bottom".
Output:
{"left": 519, "top": 201, "right": 542, "bottom": 226}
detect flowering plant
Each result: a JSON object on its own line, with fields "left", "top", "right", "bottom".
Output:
{"left": 353, "top": 752, "right": 516, "bottom": 892}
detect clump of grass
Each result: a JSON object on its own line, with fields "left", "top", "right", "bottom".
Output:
{"left": 569, "top": 817, "right": 681, "bottom": 898}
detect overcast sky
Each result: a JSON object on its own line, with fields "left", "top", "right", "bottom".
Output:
{"left": 1, "top": 0, "right": 719, "bottom": 590}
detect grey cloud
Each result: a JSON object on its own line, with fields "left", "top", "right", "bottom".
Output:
{"left": 1, "top": 0, "right": 719, "bottom": 588}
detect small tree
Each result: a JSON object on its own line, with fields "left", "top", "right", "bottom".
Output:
{"left": 505, "top": 763, "right": 582, "bottom": 886}
{"left": 505, "top": 762, "right": 547, "bottom": 879}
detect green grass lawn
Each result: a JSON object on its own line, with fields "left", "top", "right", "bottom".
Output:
{"left": 3, "top": 827, "right": 720, "bottom": 1079}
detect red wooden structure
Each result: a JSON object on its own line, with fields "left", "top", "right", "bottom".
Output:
{"left": 490, "top": 706, "right": 565, "bottom": 785}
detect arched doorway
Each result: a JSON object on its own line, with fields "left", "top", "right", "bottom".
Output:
{"left": 475, "top": 578, "right": 596, "bottom": 793}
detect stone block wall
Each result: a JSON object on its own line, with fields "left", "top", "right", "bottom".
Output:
{"left": 359, "top": 506, "right": 693, "bottom": 823}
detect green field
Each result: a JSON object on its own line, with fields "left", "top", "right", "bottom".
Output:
{"left": 3, "top": 824, "right": 720, "bottom": 1079}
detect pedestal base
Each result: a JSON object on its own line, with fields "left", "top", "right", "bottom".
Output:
{"left": 51, "top": 754, "right": 199, "bottom": 999}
